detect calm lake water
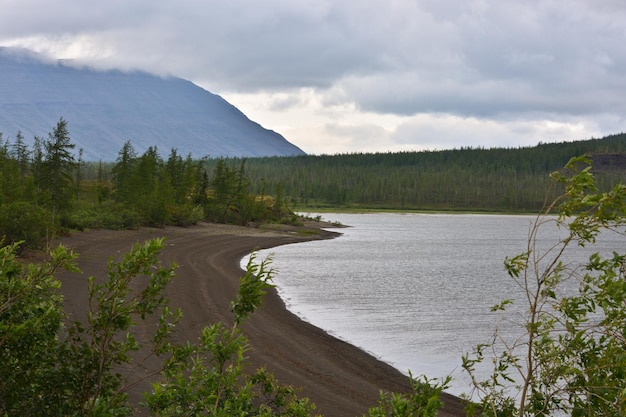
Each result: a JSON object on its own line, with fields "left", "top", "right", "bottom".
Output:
{"left": 243, "top": 213, "right": 623, "bottom": 397}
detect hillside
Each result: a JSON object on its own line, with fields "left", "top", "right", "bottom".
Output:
{"left": 0, "top": 47, "right": 305, "bottom": 161}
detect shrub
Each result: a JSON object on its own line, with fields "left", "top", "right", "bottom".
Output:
{"left": 463, "top": 156, "right": 626, "bottom": 417}
{"left": 0, "top": 201, "right": 54, "bottom": 251}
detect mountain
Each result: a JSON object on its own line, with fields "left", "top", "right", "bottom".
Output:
{"left": 0, "top": 47, "right": 305, "bottom": 161}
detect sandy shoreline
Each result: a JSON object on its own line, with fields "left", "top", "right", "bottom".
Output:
{"left": 53, "top": 221, "right": 466, "bottom": 417}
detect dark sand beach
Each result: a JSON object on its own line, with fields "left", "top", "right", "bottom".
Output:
{"left": 54, "top": 221, "right": 466, "bottom": 417}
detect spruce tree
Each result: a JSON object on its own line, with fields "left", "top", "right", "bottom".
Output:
{"left": 41, "top": 118, "right": 76, "bottom": 213}
{"left": 11, "top": 131, "right": 30, "bottom": 183}
{"left": 111, "top": 141, "right": 138, "bottom": 205}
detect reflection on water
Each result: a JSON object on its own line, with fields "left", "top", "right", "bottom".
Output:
{"left": 243, "top": 213, "right": 623, "bottom": 397}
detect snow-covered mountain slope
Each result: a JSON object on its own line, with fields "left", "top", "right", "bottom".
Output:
{"left": 0, "top": 48, "right": 305, "bottom": 161}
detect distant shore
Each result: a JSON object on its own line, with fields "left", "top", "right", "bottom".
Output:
{"left": 54, "top": 221, "right": 467, "bottom": 417}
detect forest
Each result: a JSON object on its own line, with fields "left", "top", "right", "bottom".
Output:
{"left": 211, "top": 133, "right": 626, "bottom": 211}
{"left": 0, "top": 118, "right": 295, "bottom": 251}
{"left": 1, "top": 117, "right": 625, "bottom": 250}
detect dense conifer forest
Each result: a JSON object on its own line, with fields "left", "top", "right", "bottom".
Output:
{"left": 206, "top": 133, "right": 626, "bottom": 212}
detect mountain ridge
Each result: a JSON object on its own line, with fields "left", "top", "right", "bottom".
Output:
{"left": 0, "top": 47, "right": 305, "bottom": 161}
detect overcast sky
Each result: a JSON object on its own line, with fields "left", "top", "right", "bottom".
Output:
{"left": 1, "top": 0, "right": 625, "bottom": 154}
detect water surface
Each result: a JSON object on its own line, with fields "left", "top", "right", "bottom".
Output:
{"left": 245, "top": 213, "right": 622, "bottom": 396}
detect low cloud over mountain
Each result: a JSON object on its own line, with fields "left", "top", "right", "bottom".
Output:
{"left": 0, "top": 48, "right": 305, "bottom": 161}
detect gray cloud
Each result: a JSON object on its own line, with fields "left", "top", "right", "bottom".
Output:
{"left": 335, "top": 1, "right": 626, "bottom": 118}
{"left": 1, "top": 0, "right": 625, "bottom": 152}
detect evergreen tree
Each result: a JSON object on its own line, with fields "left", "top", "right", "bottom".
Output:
{"left": 0, "top": 133, "right": 14, "bottom": 204}
{"left": 11, "top": 131, "right": 30, "bottom": 183}
{"left": 209, "top": 158, "right": 241, "bottom": 223}
{"left": 96, "top": 160, "right": 110, "bottom": 204}
{"left": 165, "top": 148, "right": 197, "bottom": 205}
{"left": 31, "top": 136, "right": 44, "bottom": 197}
{"left": 75, "top": 148, "right": 84, "bottom": 201}
{"left": 111, "top": 141, "right": 138, "bottom": 205}
{"left": 41, "top": 118, "right": 76, "bottom": 213}
{"left": 134, "top": 146, "right": 171, "bottom": 225}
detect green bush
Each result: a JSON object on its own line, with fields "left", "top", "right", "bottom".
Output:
{"left": 62, "top": 202, "right": 142, "bottom": 230}
{"left": 168, "top": 203, "right": 204, "bottom": 226}
{"left": 0, "top": 201, "right": 54, "bottom": 251}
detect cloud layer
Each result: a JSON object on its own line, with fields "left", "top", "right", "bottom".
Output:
{"left": 2, "top": 0, "right": 625, "bottom": 153}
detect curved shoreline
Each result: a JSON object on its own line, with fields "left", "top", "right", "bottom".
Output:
{"left": 54, "top": 222, "right": 466, "bottom": 417}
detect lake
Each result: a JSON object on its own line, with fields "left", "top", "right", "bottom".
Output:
{"left": 243, "top": 212, "right": 623, "bottom": 397}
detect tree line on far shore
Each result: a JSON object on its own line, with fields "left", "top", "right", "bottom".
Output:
{"left": 87, "top": 132, "right": 626, "bottom": 213}
{"left": 209, "top": 133, "right": 626, "bottom": 211}
{"left": 0, "top": 118, "right": 296, "bottom": 251}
